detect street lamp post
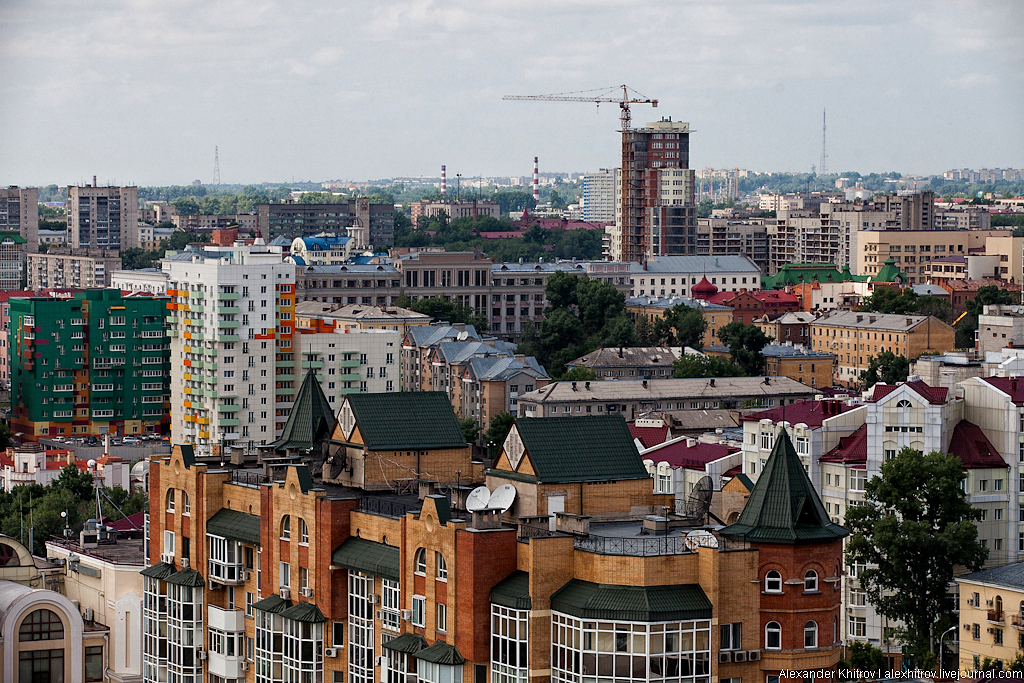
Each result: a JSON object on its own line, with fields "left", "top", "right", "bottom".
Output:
{"left": 939, "top": 625, "right": 957, "bottom": 676}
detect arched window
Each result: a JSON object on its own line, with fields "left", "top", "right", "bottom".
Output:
{"left": 436, "top": 552, "right": 447, "bottom": 581}
{"left": 996, "top": 595, "right": 1004, "bottom": 617}
{"left": 166, "top": 489, "right": 175, "bottom": 513}
{"left": 804, "top": 621, "right": 818, "bottom": 649}
{"left": 765, "top": 570, "right": 782, "bottom": 593}
{"left": 765, "top": 622, "right": 781, "bottom": 650}
{"left": 0, "top": 541, "right": 21, "bottom": 567}
{"left": 280, "top": 515, "right": 291, "bottom": 540}
{"left": 20, "top": 609, "right": 64, "bottom": 641}
{"left": 299, "top": 518, "right": 309, "bottom": 545}
{"left": 804, "top": 570, "right": 818, "bottom": 592}
{"left": 182, "top": 492, "right": 190, "bottom": 516}
{"left": 414, "top": 548, "right": 426, "bottom": 575}
{"left": 896, "top": 399, "right": 912, "bottom": 408}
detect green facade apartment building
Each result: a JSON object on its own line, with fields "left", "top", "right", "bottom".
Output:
{"left": 10, "top": 289, "right": 171, "bottom": 440}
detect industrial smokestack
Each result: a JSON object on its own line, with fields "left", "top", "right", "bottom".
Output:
{"left": 92, "top": 175, "right": 97, "bottom": 188}
{"left": 441, "top": 165, "right": 446, "bottom": 196}
{"left": 533, "top": 157, "right": 539, "bottom": 203}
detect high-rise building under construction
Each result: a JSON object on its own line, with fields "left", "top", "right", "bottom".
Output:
{"left": 618, "top": 117, "right": 696, "bottom": 262}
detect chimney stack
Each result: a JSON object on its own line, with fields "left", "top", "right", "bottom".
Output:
{"left": 440, "top": 165, "right": 446, "bottom": 196}
{"left": 533, "top": 157, "right": 539, "bottom": 203}
{"left": 92, "top": 175, "right": 97, "bottom": 188}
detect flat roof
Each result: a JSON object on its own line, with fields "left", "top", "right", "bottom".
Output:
{"left": 518, "top": 376, "right": 815, "bottom": 403}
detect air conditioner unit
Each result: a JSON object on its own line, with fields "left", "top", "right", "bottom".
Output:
{"left": 181, "top": 557, "right": 190, "bottom": 569}
{"left": 370, "top": 594, "right": 381, "bottom": 605}
{"left": 161, "top": 552, "right": 174, "bottom": 564}
{"left": 196, "top": 650, "right": 207, "bottom": 661}
{"left": 325, "top": 648, "right": 338, "bottom": 658}
{"left": 82, "top": 607, "right": 94, "bottom": 622}
{"left": 280, "top": 587, "right": 291, "bottom": 600}
{"left": 963, "top": 624, "right": 971, "bottom": 630}
{"left": 242, "top": 570, "right": 252, "bottom": 582}
{"left": 375, "top": 610, "right": 385, "bottom": 621}
{"left": 376, "top": 656, "right": 386, "bottom": 667}
{"left": 988, "top": 628, "right": 995, "bottom": 634}
{"left": 967, "top": 598, "right": 975, "bottom": 607}
{"left": 987, "top": 599, "right": 994, "bottom": 606}
{"left": 747, "top": 650, "right": 761, "bottom": 662}
{"left": 400, "top": 609, "right": 412, "bottom": 621}
{"left": 299, "top": 587, "right": 314, "bottom": 598}
{"left": 240, "top": 661, "right": 250, "bottom": 672}
{"left": 719, "top": 652, "right": 733, "bottom": 664}
{"left": 733, "top": 651, "right": 747, "bottom": 663}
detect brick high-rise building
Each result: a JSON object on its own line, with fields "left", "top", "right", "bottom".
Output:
{"left": 67, "top": 184, "right": 139, "bottom": 249}
{"left": 258, "top": 199, "right": 394, "bottom": 246}
{"left": 619, "top": 118, "right": 696, "bottom": 262}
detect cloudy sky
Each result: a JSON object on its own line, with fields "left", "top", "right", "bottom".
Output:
{"left": 1, "top": 0, "right": 1021, "bottom": 186}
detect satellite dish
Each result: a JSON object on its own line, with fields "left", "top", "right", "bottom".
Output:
{"left": 466, "top": 486, "right": 492, "bottom": 512}
{"left": 489, "top": 484, "right": 517, "bottom": 513}
{"left": 456, "top": 331, "right": 469, "bottom": 341}
{"left": 684, "top": 529, "right": 718, "bottom": 551}
{"left": 87, "top": 459, "right": 97, "bottom": 470}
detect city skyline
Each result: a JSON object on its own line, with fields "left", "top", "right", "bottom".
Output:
{"left": 1, "top": 0, "right": 1021, "bottom": 186}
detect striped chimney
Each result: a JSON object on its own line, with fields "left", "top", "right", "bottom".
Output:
{"left": 533, "top": 157, "right": 539, "bottom": 202}
{"left": 441, "top": 165, "right": 446, "bottom": 195}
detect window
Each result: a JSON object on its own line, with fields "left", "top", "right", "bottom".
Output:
{"left": 20, "top": 649, "right": 65, "bottom": 683}
{"left": 721, "top": 622, "right": 742, "bottom": 650}
{"left": 299, "top": 518, "right": 309, "bottom": 545}
{"left": 166, "top": 488, "right": 175, "bottom": 512}
{"left": 804, "top": 570, "right": 818, "bottom": 592}
{"left": 973, "top": 623, "right": 981, "bottom": 640}
{"left": 85, "top": 645, "right": 103, "bottom": 681}
{"left": 164, "top": 530, "right": 175, "bottom": 556}
{"left": 436, "top": 552, "right": 448, "bottom": 581}
{"left": 995, "top": 628, "right": 1004, "bottom": 646}
{"left": 19, "top": 609, "right": 65, "bottom": 641}
{"left": 765, "top": 621, "right": 781, "bottom": 649}
{"left": 437, "top": 603, "right": 447, "bottom": 632}
{"left": 491, "top": 604, "right": 528, "bottom": 682}
{"left": 280, "top": 561, "right": 290, "bottom": 587}
{"left": 415, "top": 548, "right": 426, "bottom": 575}
{"left": 182, "top": 492, "right": 190, "bottom": 516}
{"left": 850, "top": 589, "right": 867, "bottom": 606}
{"left": 804, "top": 621, "right": 818, "bottom": 649}
{"left": 280, "top": 515, "right": 291, "bottom": 540}
{"left": 765, "top": 570, "right": 782, "bottom": 593}
{"left": 850, "top": 469, "right": 866, "bottom": 492}
{"left": 896, "top": 399, "right": 912, "bottom": 408}
{"left": 412, "top": 595, "right": 426, "bottom": 627}
{"left": 849, "top": 616, "right": 866, "bottom": 638}
{"left": 760, "top": 431, "right": 774, "bottom": 450}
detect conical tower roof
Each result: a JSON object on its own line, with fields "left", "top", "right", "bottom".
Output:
{"left": 691, "top": 276, "right": 718, "bottom": 300}
{"left": 873, "top": 257, "right": 906, "bottom": 284}
{"left": 720, "top": 427, "right": 848, "bottom": 544}
{"left": 269, "top": 368, "right": 337, "bottom": 453}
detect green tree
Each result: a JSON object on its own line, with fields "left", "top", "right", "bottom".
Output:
{"left": 601, "top": 316, "right": 637, "bottom": 348}
{"left": 483, "top": 412, "right": 515, "bottom": 454}
{"left": 859, "top": 286, "right": 919, "bottom": 315}
{"left": 717, "top": 322, "right": 771, "bottom": 376}
{"left": 52, "top": 465, "right": 96, "bottom": 499}
{"left": 559, "top": 366, "right": 598, "bottom": 382}
{"left": 120, "top": 247, "right": 162, "bottom": 270}
{"left": 671, "top": 354, "right": 745, "bottom": 378}
{"left": 660, "top": 305, "right": 708, "bottom": 348}
{"left": 459, "top": 418, "right": 481, "bottom": 445}
{"left": 165, "top": 230, "right": 208, "bottom": 251}
{"left": 404, "top": 297, "right": 488, "bottom": 332}
{"left": 914, "top": 296, "right": 952, "bottom": 323}
{"left": 172, "top": 197, "right": 200, "bottom": 215}
{"left": 539, "top": 308, "right": 587, "bottom": 377}
{"left": 545, "top": 270, "right": 578, "bottom": 310}
{"left": 846, "top": 447, "right": 987, "bottom": 660}
{"left": 840, "top": 641, "right": 887, "bottom": 675}
{"left": 860, "top": 351, "right": 911, "bottom": 388}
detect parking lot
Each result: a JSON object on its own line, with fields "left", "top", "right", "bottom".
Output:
{"left": 39, "top": 437, "right": 170, "bottom": 463}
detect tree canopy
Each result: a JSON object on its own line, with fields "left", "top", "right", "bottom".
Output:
{"left": 636, "top": 306, "right": 708, "bottom": 348}
{"left": 671, "top": 354, "right": 745, "bottom": 378}
{"left": 483, "top": 412, "right": 515, "bottom": 455}
{"left": 860, "top": 350, "right": 911, "bottom": 389}
{"left": 393, "top": 295, "right": 488, "bottom": 332}
{"left": 716, "top": 322, "right": 771, "bottom": 376}
{"left": 956, "top": 285, "right": 1017, "bottom": 348}
{"left": 845, "top": 447, "right": 987, "bottom": 661}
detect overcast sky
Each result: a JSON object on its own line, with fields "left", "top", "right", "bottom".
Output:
{"left": 1, "top": 0, "right": 1021, "bottom": 187}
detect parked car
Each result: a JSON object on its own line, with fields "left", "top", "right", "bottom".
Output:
{"left": 51, "top": 436, "right": 66, "bottom": 443}
{"left": 122, "top": 437, "right": 142, "bottom": 445}
{"left": 84, "top": 437, "right": 99, "bottom": 446}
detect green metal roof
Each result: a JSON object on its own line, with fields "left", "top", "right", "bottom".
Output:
{"left": 252, "top": 594, "right": 290, "bottom": 614}
{"left": 331, "top": 537, "right": 401, "bottom": 581}
{"left": 140, "top": 561, "right": 177, "bottom": 579}
{"left": 761, "top": 263, "right": 868, "bottom": 289}
{"left": 270, "top": 368, "right": 336, "bottom": 452}
{"left": 720, "top": 428, "right": 849, "bottom": 545}
{"left": 873, "top": 257, "right": 907, "bottom": 284}
{"left": 345, "top": 392, "right": 466, "bottom": 451}
{"left": 490, "top": 571, "right": 532, "bottom": 610}
{"left": 512, "top": 415, "right": 650, "bottom": 483}
{"left": 414, "top": 641, "right": 465, "bottom": 665}
{"left": 206, "top": 508, "right": 261, "bottom": 546}
{"left": 280, "top": 601, "right": 326, "bottom": 623}
{"left": 165, "top": 568, "right": 206, "bottom": 587}
{"left": 0, "top": 232, "right": 27, "bottom": 244}
{"left": 382, "top": 633, "right": 429, "bottom": 654}
{"left": 179, "top": 445, "right": 196, "bottom": 468}
{"left": 733, "top": 473, "right": 754, "bottom": 491}
{"left": 551, "top": 580, "right": 712, "bottom": 622}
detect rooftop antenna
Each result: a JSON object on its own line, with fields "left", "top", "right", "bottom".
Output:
{"left": 213, "top": 146, "right": 221, "bottom": 186}
{"left": 819, "top": 109, "right": 828, "bottom": 177}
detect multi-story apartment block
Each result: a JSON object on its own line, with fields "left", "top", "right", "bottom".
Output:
{"left": 459, "top": 354, "right": 549, "bottom": 428}
{"left": 1, "top": 443, "right": 129, "bottom": 491}
{"left": 9, "top": 289, "right": 170, "bottom": 440}
{"left": 172, "top": 212, "right": 259, "bottom": 232}
{"left": 67, "top": 184, "right": 139, "bottom": 250}
{"left": 163, "top": 243, "right": 294, "bottom": 455}
{"left": 409, "top": 200, "right": 500, "bottom": 223}
{"left": 296, "top": 264, "right": 403, "bottom": 306}
{"left": 567, "top": 346, "right": 683, "bottom": 380}
{"left": 696, "top": 217, "right": 769, "bottom": 272}
{"left": 0, "top": 231, "right": 26, "bottom": 290}
{"left": 706, "top": 289, "right": 802, "bottom": 325}
{"left": 0, "top": 185, "right": 39, "bottom": 251}
{"left": 617, "top": 118, "right": 697, "bottom": 262}
{"left": 754, "top": 311, "right": 816, "bottom": 345}
{"left": 518, "top": 376, "right": 817, "bottom": 420}
{"left": 27, "top": 248, "right": 122, "bottom": 289}
{"left": 810, "top": 311, "right": 955, "bottom": 387}
{"left": 295, "top": 302, "right": 431, "bottom": 340}
{"left": 0, "top": 290, "right": 36, "bottom": 387}
{"left": 631, "top": 255, "right": 761, "bottom": 298}
{"left": 111, "top": 267, "right": 171, "bottom": 295}
{"left": 761, "top": 343, "right": 836, "bottom": 390}
{"left": 854, "top": 228, "right": 1010, "bottom": 280}
{"left": 402, "top": 323, "right": 482, "bottom": 393}
{"left": 581, "top": 168, "right": 617, "bottom": 222}
{"left": 768, "top": 210, "right": 851, "bottom": 274}
{"left": 258, "top": 199, "right": 394, "bottom": 246}
{"left": 957, "top": 564, "right": 1024, "bottom": 671}
{"left": 288, "top": 234, "right": 354, "bottom": 265}
{"left": 145, "top": 404, "right": 848, "bottom": 683}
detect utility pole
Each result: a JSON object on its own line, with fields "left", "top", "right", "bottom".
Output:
{"left": 819, "top": 109, "right": 828, "bottom": 177}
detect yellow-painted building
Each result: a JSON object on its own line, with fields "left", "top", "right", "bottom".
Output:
{"left": 958, "top": 563, "right": 1024, "bottom": 671}
{"left": 626, "top": 296, "right": 733, "bottom": 347}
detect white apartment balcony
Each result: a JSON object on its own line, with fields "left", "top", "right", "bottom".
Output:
{"left": 208, "top": 604, "right": 245, "bottom": 631}
{"left": 207, "top": 605, "right": 247, "bottom": 679}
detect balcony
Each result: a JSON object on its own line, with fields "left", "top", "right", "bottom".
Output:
{"left": 340, "top": 359, "right": 361, "bottom": 368}
{"left": 218, "top": 405, "right": 241, "bottom": 413}
{"left": 1011, "top": 614, "right": 1024, "bottom": 630}
{"left": 988, "top": 609, "right": 1005, "bottom": 625}
{"left": 218, "top": 418, "right": 240, "bottom": 427}
{"left": 216, "top": 292, "right": 240, "bottom": 301}
{"left": 208, "top": 604, "right": 246, "bottom": 630}
{"left": 339, "top": 373, "right": 360, "bottom": 381}
{"left": 216, "top": 334, "right": 240, "bottom": 343}
{"left": 217, "top": 306, "right": 240, "bottom": 315}
{"left": 301, "top": 360, "right": 324, "bottom": 369}
{"left": 189, "top": 304, "right": 205, "bottom": 313}
{"left": 218, "top": 321, "right": 240, "bottom": 329}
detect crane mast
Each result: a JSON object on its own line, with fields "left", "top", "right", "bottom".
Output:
{"left": 503, "top": 85, "right": 658, "bottom": 262}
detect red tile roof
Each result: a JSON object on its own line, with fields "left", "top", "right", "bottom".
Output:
{"left": 0, "top": 290, "right": 38, "bottom": 304}
{"left": 981, "top": 377, "right": 1024, "bottom": 406}
{"left": 741, "top": 399, "right": 853, "bottom": 428}
{"left": 948, "top": 420, "right": 1008, "bottom": 470}
{"left": 642, "top": 438, "right": 739, "bottom": 470}
{"left": 110, "top": 511, "right": 145, "bottom": 531}
{"left": 820, "top": 424, "right": 867, "bottom": 465}
{"left": 628, "top": 423, "right": 670, "bottom": 449}
{"left": 870, "top": 380, "right": 948, "bottom": 405}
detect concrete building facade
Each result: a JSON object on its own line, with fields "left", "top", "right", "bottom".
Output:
{"left": 0, "top": 186, "right": 39, "bottom": 251}
{"left": 27, "top": 249, "right": 122, "bottom": 290}
{"left": 67, "top": 185, "right": 139, "bottom": 250}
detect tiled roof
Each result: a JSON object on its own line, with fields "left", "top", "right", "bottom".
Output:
{"left": 270, "top": 368, "right": 337, "bottom": 452}
{"left": 110, "top": 512, "right": 145, "bottom": 531}
{"left": 165, "top": 568, "right": 205, "bottom": 587}
{"left": 820, "top": 425, "right": 867, "bottom": 465}
{"left": 206, "top": 508, "right": 262, "bottom": 546}
{"left": 512, "top": 415, "right": 650, "bottom": 484}
{"left": 980, "top": 377, "right": 1024, "bottom": 406}
{"left": 280, "top": 601, "right": 326, "bottom": 623}
{"left": 345, "top": 392, "right": 466, "bottom": 451}
{"left": 139, "top": 561, "right": 177, "bottom": 579}
{"left": 642, "top": 438, "right": 738, "bottom": 470}
{"left": 959, "top": 562, "right": 1024, "bottom": 589}
{"left": 628, "top": 423, "right": 669, "bottom": 449}
{"left": 947, "top": 421, "right": 1009, "bottom": 470}
{"left": 721, "top": 428, "right": 849, "bottom": 544}
{"left": 570, "top": 347, "right": 681, "bottom": 369}
{"left": 252, "top": 594, "right": 290, "bottom": 613}
{"left": 741, "top": 399, "right": 853, "bottom": 429}
{"left": 415, "top": 641, "right": 465, "bottom": 665}
{"left": 870, "top": 381, "right": 948, "bottom": 405}
{"left": 382, "top": 633, "right": 429, "bottom": 654}
{"left": 331, "top": 537, "right": 401, "bottom": 581}
{"left": 550, "top": 580, "right": 713, "bottom": 621}
{"left": 490, "top": 571, "right": 532, "bottom": 610}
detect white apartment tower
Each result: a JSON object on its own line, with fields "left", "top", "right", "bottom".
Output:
{"left": 163, "top": 243, "right": 292, "bottom": 455}
{"left": 582, "top": 169, "right": 618, "bottom": 223}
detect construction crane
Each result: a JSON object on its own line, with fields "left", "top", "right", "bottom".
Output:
{"left": 503, "top": 85, "right": 658, "bottom": 261}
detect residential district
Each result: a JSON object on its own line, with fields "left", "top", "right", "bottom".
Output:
{"left": 1, "top": 148, "right": 1023, "bottom": 683}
